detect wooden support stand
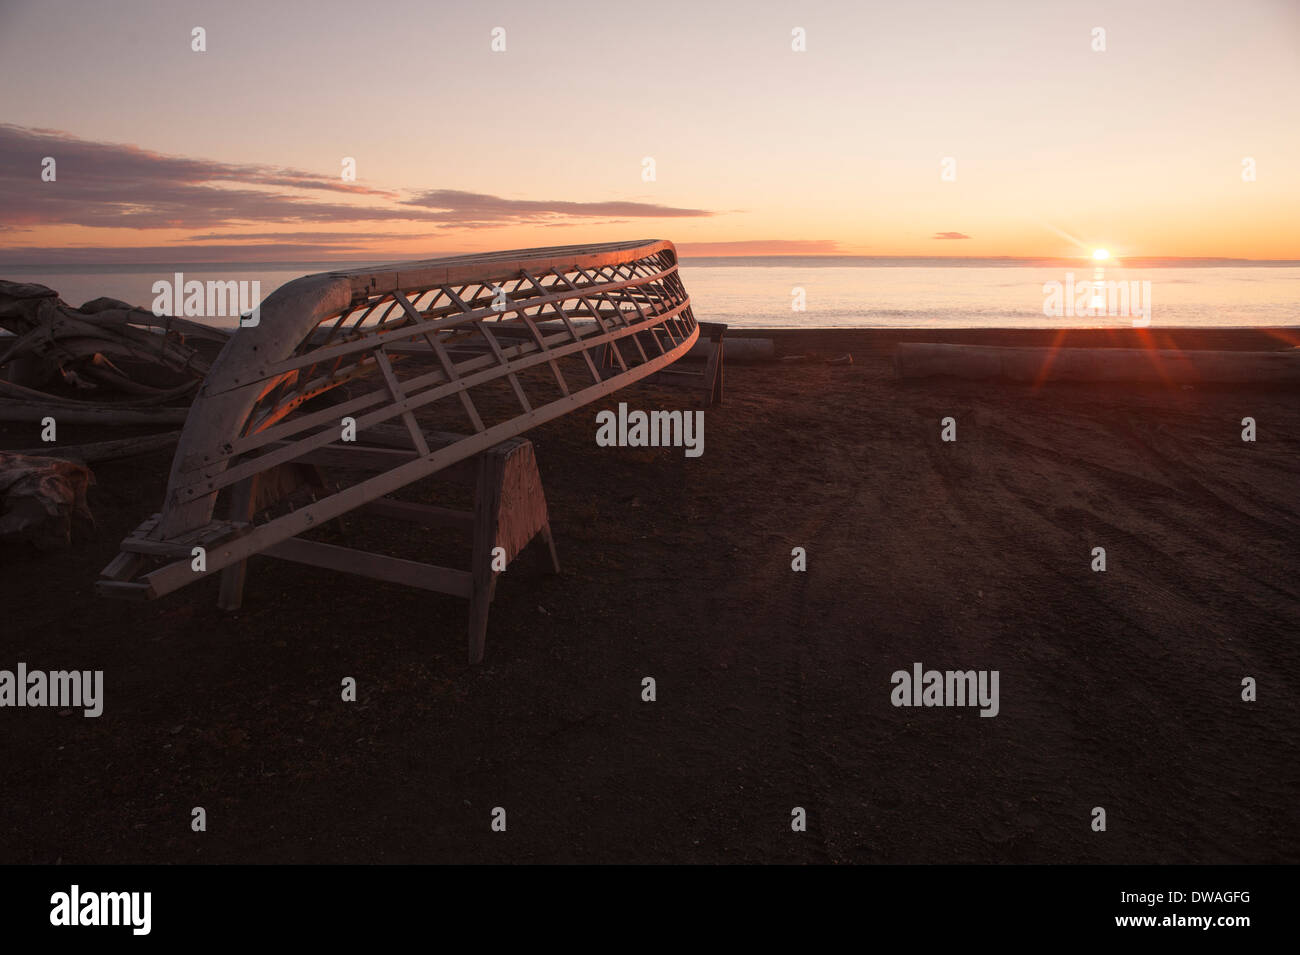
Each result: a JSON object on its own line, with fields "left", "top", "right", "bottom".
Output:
{"left": 598, "top": 321, "right": 725, "bottom": 406}
{"left": 216, "top": 436, "right": 559, "bottom": 664}
{"left": 465, "top": 436, "right": 559, "bottom": 663}
{"left": 644, "top": 321, "right": 726, "bottom": 405}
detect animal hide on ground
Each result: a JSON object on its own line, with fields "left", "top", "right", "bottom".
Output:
{"left": 0, "top": 453, "right": 94, "bottom": 549}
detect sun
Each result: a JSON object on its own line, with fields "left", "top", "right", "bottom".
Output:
{"left": 1093, "top": 248, "right": 1110, "bottom": 261}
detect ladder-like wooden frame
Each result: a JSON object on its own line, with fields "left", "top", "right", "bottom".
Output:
{"left": 98, "top": 240, "right": 699, "bottom": 657}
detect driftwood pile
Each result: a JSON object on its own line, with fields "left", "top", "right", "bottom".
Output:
{"left": 0, "top": 280, "right": 229, "bottom": 547}
{"left": 0, "top": 279, "right": 227, "bottom": 419}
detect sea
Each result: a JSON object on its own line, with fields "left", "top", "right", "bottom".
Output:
{"left": 2, "top": 258, "right": 1296, "bottom": 330}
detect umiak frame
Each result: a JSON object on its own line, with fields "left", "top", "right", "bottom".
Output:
{"left": 98, "top": 240, "right": 699, "bottom": 659}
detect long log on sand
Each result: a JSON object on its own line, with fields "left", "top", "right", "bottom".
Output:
{"left": 689, "top": 337, "right": 774, "bottom": 363}
{"left": 12, "top": 431, "right": 181, "bottom": 463}
{"left": 895, "top": 343, "right": 1300, "bottom": 385}
{"left": 0, "top": 400, "right": 190, "bottom": 426}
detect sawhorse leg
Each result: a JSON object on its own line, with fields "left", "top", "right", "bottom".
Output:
{"left": 217, "top": 475, "right": 258, "bottom": 611}
{"left": 468, "top": 451, "right": 504, "bottom": 664}
{"left": 540, "top": 524, "right": 560, "bottom": 574}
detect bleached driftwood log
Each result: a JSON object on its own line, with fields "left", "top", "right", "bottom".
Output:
{"left": 0, "top": 280, "right": 223, "bottom": 410}
{"left": 895, "top": 343, "right": 1300, "bottom": 384}
{"left": 0, "top": 400, "right": 190, "bottom": 426}
{"left": 11, "top": 432, "right": 181, "bottom": 464}
{"left": 689, "top": 336, "right": 773, "bottom": 363}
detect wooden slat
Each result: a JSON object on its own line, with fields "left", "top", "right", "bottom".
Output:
{"left": 171, "top": 301, "right": 691, "bottom": 503}
{"left": 521, "top": 268, "right": 602, "bottom": 385}
{"left": 390, "top": 293, "right": 486, "bottom": 432}
{"left": 133, "top": 326, "right": 696, "bottom": 599}
{"left": 554, "top": 267, "right": 628, "bottom": 372}
{"left": 373, "top": 345, "right": 431, "bottom": 456}
{"left": 219, "top": 263, "right": 680, "bottom": 391}
{"left": 263, "top": 537, "right": 474, "bottom": 598}
{"left": 360, "top": 497, "right": 474, "bottom": 531}
{"left": 93, "top": 580, "right": 155, "bottom": 600}
{"left": 189, "top": 308, "right": 628, "bottom": 469}
{"left": 476, "top": 323, "right": 532, "bottom": 413}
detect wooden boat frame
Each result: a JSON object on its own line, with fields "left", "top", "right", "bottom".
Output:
{"left": 98, "top": 239, "right": 699, "bottom": 628}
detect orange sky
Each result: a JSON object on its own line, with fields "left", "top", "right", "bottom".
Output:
{"left": 2, "top": 0, "right": 1298, "bottom": 263}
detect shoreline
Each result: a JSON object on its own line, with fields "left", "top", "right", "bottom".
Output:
{"left": 728, "top": 325, "right": 1300, "bottom": 352}
{"left": 1, "top": 323, "right": 1296, "bottom": 863}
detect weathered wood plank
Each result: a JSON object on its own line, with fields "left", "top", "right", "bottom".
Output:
{"left": 895, "top": 343, "right": 1300, "bottom": 384}
{"left": 263, "top": 537, "right": 474, "bottom": 598}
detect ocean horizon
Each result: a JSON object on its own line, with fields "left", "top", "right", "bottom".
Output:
{"left": 5, "top": 259, "right": 1297, "bottom": 330}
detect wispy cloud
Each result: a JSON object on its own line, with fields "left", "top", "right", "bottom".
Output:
{"left": 184, "top": 231, "right": 442, "bottom": 243}
{"left": 0, "top": 124, "right": 408, "bottom": 230}
{"left": 0, "top": 125, "right": 715, "bottom": 234}
{"left": 676, "top": 240, "right": 843, "bottom": 256}
{"left": 0, "top": 243, "right": 406, "bottom": 265}
{"left": 401, "top": 190, "right": 711, "bottom": 224}
{"left": 932, "top": 231, "right": 971, "bottom": 240}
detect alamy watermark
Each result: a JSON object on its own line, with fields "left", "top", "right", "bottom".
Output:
{"left": 50, "top": 885, "right": 150, "bottom": 935}
{"left": 1043, "top": 272, "right": 1151, "bottom": 326}
{"left": 152, "top": 271, "right": 261, "bottom": 327}
{"left": 890, "top": 662, "right": 999, "bottom": 717}
{"left": 0, "top": 663, "right": 103, "bottom": 717}
{"left": 595, "top": 402, "right": 704, "bottom": 458}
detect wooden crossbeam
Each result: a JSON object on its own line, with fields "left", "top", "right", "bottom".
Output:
{"left": 171, "top": 301, "right": 691, "bottom": 502}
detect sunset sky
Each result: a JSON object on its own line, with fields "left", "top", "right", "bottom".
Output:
{"left": 1, "top": 0, "right": 1298, "bottom": 264}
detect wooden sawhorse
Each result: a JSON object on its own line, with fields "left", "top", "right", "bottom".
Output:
{"left": 217, "top": 435, "right": 559, "bottom": 663}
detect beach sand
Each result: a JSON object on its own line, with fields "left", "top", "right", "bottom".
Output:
{"left": 1, "top": 327, "right": 1297, "bottom": 863}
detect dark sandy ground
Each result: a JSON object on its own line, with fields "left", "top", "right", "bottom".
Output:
{"left": 2, "top": 327, "right": 1297, "bottom": 864}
